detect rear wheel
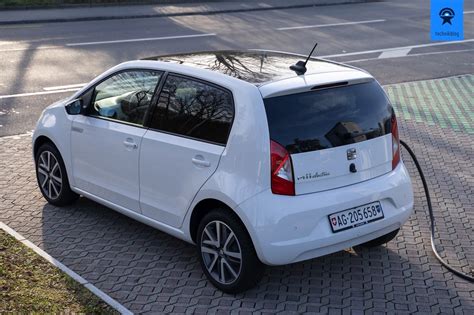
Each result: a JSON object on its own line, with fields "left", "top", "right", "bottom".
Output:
{"left": 357, "top": 228, "right": 400, "bottom": 248}
{"left": 197, "top": 209, "right": 265, "bottom": 293}
{"left": 35, "top": 143, "right": 79, "bottom": 206}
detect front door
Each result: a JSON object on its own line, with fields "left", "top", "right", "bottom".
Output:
{"left": 71, "top": 69, "right": 163, "bottom": 212}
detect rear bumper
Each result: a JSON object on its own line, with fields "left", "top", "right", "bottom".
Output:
{"left": 238, "top": 162, "right": 414, "bottom": 265}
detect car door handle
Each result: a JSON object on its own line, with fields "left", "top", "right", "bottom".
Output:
{"left": 192, "top": 156, "right": 211, "bottom": 167}
{"left": 71, "top": 126, "right": 83, "bottom": 133}
{"left": 123, "top": 138, "right": 138, "bottom": 149}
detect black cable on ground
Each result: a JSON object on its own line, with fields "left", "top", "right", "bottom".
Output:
{"left": 400, "top": 140, "right": 474, "bottom": 283}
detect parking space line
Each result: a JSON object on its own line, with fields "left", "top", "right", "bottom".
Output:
{"left": 0, "top": 45, "right": 61, "bottom": 53}
{"left": 3, "top": 40, "right": 473, "bottom": 101}
{"left": 345, "top": 48, "right": 474, "bottom": 63}
{"left": 0, "top": 88, "right": 80, "bottom": 100}
{"left": 0, "top": 33, "right": 216, "bottom": 52}
{"left": 378, "top": 48, "right": 411, "bottom": 59}
{"left": 0, "top": 132, "right": 32, "bottom": 140}
{"left": 0, "top": 221, "right": 132, "bottom": 315}
{"left": 43, "top": 83, "right": 86, "bottom": 91}
{"left": 276, "top": 19, "right": 386, "bottom": 31}
{"left": 66, "top": 33, "right": 216, "bottom": 46}
{"left": 319, "top": 39, "right": 474, "bottom": 58}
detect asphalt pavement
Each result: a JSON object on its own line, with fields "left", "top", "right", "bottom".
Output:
{"left": 0, "top": 0, "right": 361, "bottom": 24}
{"left": 0, "top": 0, "right": 473, "bottom": 136}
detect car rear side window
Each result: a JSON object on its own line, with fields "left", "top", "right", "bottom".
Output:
{"left": 150, "top": 75, "right": 234, "bottom": 145}
{"left": 264, "top": 80, "right": 393, "bottom": 154}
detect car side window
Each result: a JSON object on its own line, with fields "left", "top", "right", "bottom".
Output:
{"left": 150, "top": 75, "right": 234, "bottom": 145}
{"left": 88, "top": 70, "right": 162, "bottom": 126}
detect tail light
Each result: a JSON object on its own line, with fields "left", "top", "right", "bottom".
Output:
{"left": 391, "top": 114, "right": 400, "bottom": 169}
{"left": 270, "top": 140, "right": 295, "bottom": 196}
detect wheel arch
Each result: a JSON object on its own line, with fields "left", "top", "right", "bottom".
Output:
{"left": 187, "top": 195, "right": 266, "bottom": 267}
{"left": 33, "top": 135, "right": 58, "bottom": 158}
{"left": 33, "top": 134, "right": 75, "bottom": 189}
{"left": 189, "top": 198, "right": 249, "bottom": 244}
{"left": 190, "top": 199, "right": 230, "bottom": 243}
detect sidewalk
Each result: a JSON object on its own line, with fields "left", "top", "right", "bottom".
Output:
{"left": 0, "top": 0, "right": 366, "bottom": 25}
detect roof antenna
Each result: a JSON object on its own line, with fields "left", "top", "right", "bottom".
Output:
{"left": 290, "top": 42, "right": 318, "bottom": 75}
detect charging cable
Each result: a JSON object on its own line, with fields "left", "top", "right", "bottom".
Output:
{"left": 400, "top": 140, "right": 474, "bottom": 283}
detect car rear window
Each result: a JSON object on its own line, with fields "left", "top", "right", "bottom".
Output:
{"left": 263, "top": 81, "right": 394, "bottom": 154}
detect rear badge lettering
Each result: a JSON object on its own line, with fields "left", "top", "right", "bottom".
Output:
{"left": 296, "top": 171, "right": 330, "bottom": 182}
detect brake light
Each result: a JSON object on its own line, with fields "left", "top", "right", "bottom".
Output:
{"left": 270, "top": 140, "right": 295, "bottom": 196}
{"left": 391, "top": 114, "right": 400, "bottom": 169}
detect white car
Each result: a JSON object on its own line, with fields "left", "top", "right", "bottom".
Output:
{"left": 33, "top": 50, "right": 414, "bottom": 293}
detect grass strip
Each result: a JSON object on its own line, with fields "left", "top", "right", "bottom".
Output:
{"left": 0, "top": 229, "right": 117, "bottom": 314}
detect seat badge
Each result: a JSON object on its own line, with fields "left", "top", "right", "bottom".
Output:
{"left": 347, "top": 148, "right": 357, "bottom": 160}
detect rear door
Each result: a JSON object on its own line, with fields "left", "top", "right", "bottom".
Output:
{"left": 139, "top": 74, "right": 234, "bottom": 227}
{"left": 263, "top": 80, "right": 394, "bottom": 195}
{"left": 71, "top": 70, "right": 163, "bottom": 212}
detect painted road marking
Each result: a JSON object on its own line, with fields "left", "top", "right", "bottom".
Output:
{"left": 66, "top": 33, "right": 216, "bottom": 46}
{"left": 0, "top": 33, "right": 216, "bottom": 52}
{"left": 2, "top": 41, "right": 473, "bottom": 100}
{"left": 378, "top": 48, "right": 412, "bottom": 59}
{"left": 0, "top": 88, "right": 80, "bottom": 100}
{"left": 0, "top": 45, "right": 61, "bottom": 53}
{"left": 276, "top": 19, "right": 386, "bottom": 31}
{"left": 319, "top": 39, "right": 474, "bottom": 58}
{"left": 0, "top": 221, "right": 133, "bottom": 315}
{"left": 43, "top": 83, "right": 86, "bottom": 91}
{"left": 345, "top": 48, "right": 474, "bottom": 63}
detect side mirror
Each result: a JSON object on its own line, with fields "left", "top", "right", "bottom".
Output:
{"left": 65, "top": 99, "right": 83, "bottom": 115}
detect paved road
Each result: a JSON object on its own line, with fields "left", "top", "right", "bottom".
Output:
{"left": 0, "top": 0, "right": 473, "bottom": 136}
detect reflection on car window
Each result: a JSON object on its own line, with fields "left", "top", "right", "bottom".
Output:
{"left": 264, "top": 81, "right": 393, "bottom": 154}
{"left": 150, "top": 75, "right": 234, "bottom": 145}
{"left": 90, "top": 71, "right": 162, "bottom": 125}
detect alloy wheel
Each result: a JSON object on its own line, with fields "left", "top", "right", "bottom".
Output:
{"left": 200, "top": 220, "right": 242, "bottom": 285}
{"left": 37, "top": 151, "right": 62, "bottom": 200}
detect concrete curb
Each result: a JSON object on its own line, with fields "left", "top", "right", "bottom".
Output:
{"left": 0, "top": 0, "right": 370, "bottom": 25}
{"left": 0, "top": 221, "right": 133, "bottom": 315}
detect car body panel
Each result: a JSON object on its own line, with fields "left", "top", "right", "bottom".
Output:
{"left": 291, "top": 134, "right": 393, "bottom": 195}
{"left": 258, "top": 71, "right": 372, "bottom": 98}
{"left": 71, "top": 115, "right": 146, "bottom": 212}
{"left": 139, "top": 129, "right": 224, "bottom": 227}
{"left": 238, "top": 162, "right": 413, "bottom": 265}
{"left": 33, "top": 100, "right": 75, "bottom": 186}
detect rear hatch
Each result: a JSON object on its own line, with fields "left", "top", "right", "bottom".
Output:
{"left": 263, "top": 79, "right": 395, "bottom": 195}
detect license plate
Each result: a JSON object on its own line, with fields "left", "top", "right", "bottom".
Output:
{"left": 328, "top": 201, "right": 384, "bottom": 233}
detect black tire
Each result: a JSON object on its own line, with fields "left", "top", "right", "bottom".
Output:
{"left": 35, "top": 142, "right": 79, "bottom": 206}
{"left": 196, "top": 209, "right": 265, "bottom": 293}
{"left": 357, "top": 228, "right": 400, "bottom": 248}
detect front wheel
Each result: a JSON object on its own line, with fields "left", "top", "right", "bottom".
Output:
{"left": 197, "top": 209, "right": 265, "bottom": 293}
{"left": 35, "top": 143, "right": 79, "bottom": 206}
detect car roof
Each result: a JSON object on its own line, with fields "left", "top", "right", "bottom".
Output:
{"left": 142, "top": 50, "right": 366, "bottom": 87}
